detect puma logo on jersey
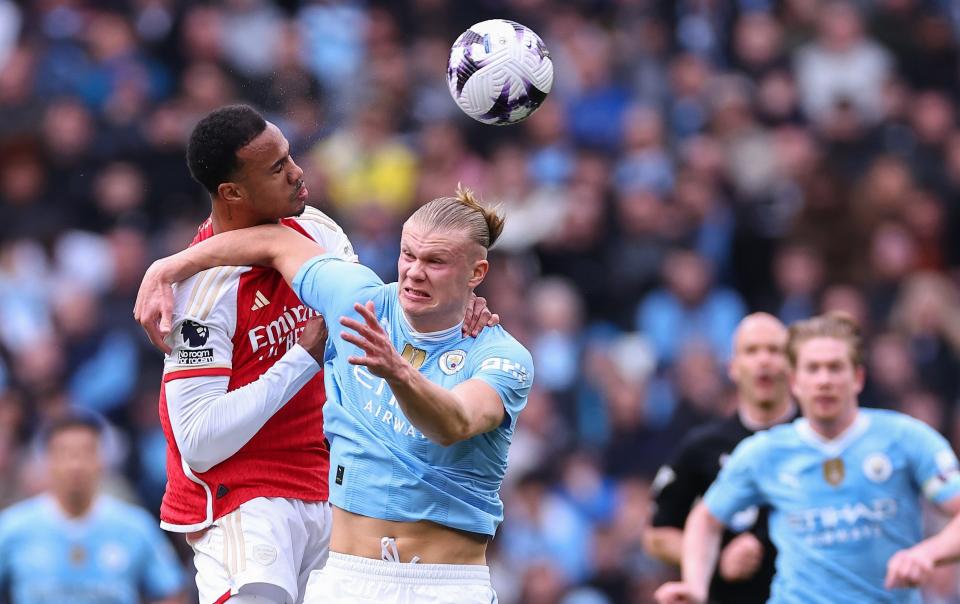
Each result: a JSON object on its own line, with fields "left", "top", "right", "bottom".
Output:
{"left": 250, "top": 290, "right": 270, "bottom": 311}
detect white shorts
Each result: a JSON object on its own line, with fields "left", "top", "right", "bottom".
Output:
{"left": 302, "top": 552, "right": 497, "bottom": 604}
{"left": 187, "top": 497, "right": 332, "bottom": 604}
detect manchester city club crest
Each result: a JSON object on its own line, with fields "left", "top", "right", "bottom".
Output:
{"left": 862, "top": 452, "right": 893, "bottom": 483}
{"left": 439, "top": 350, "right": 467, "bottom": 375}
{"left": 823, "top": 458, "right": 845, "bottom": 486}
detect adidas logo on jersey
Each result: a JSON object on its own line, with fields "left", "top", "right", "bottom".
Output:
{"left": 250, "top": 290, "right": 270, "bottom": 311}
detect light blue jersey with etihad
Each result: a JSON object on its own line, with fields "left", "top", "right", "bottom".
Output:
{"left": 0, "top": 494, "right": 184, "bottom": 604}
{"left": 293, "top": 254, "right": 534, "bottom": 536}
{"left": 704, "top": 408, "right": 960, "bottom": 604}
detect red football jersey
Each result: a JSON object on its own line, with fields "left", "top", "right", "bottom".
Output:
{"left": 158, "top": 207, "right": 356, "bottom": 531}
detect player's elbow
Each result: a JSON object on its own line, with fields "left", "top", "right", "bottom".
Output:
{"left": 428, "top": 424, "right": 471, "bottom": 447}
{"left": 643, "top": 527, "right": 679, "bottom": 564}
{"left": 180, "top": 448, "right": 217, "bottom": 473}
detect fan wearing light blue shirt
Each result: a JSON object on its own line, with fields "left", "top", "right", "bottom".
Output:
{"left": 655, "top": 312, "right": 960, "bottom": 604}
{"left": 135, "top": 185, "right": 534, "bottom": 604}
{"left": 0, "top": 413, "right": 184, "bottom": 604}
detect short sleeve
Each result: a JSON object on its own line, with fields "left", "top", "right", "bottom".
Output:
{"left": 135, "top": 511, "right": 185, "bottom": 597}
{"left": 291, "top": 206, "right": 358, "bottom": 262}
{"left": 467, "top": 338, "right": 533, "bottom": 431}
{"left": 652, "top": 444, "right": 703, "bottom": 528}
{"left": 291, "top": 254, "right": 385, "bottom": 318}
{"left": 162, "top": 267, "right": 244, "bottom": 382}
{"left": 703, "top": 435, "right": 764, "bottom": 527}
{"left": 901, "top": 416, "right": 960, "bottom": 505}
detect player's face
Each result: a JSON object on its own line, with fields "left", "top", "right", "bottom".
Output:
{"left": 729, "top": 317, "right": 789, "bottom": 408}
{"left": 234, "top": 122, "right": 308, "bottom": 221}
{"left": 790, "top": 336, "right": 864, "bottom": 429}
{"left": 46, "top": 427, "right": 103, "bottom": 503}
{"left": 397, "top": 223, "right": 487, "bottom": 331}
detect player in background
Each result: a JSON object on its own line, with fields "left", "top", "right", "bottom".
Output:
{"left": 145, "top": 105, "right": 498, "bottom": 604}
{"left": 134, "top": 185, "right": 533, "bottom": 604}
{"left": 0, "top": 412, "right": 185, "bottom": 604}
{"left": 655, "top": 312, "right": 960, "bottom": 604}
{"left": 645, "top": 313, "right": 797, "bottom": 604}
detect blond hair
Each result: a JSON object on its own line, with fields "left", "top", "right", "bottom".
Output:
{"left": 787, "top": 311, "right": 863, "bottom": 368}
{"left": 408, "top": 184, "right": 505, "bottom": 250}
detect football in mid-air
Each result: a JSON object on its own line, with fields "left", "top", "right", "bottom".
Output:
{"left": 447, "top": 19, "right": 554, "bottom": 125}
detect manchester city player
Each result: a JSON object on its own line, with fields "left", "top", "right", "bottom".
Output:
{"left": 0, "top": 412, "right": 184, "bottom": 604}
{"left": 134, "top": 186, "right": 533, "bottom": 604}
{"left": 655, "top": 312, "right": 960, "bottom": 604}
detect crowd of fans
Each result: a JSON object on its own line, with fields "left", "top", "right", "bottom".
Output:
{"left": 1, "top": 0, "right": 960, "bottom": 602}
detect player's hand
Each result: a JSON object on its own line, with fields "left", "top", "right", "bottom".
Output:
{"left": 718, "top": 532, "right": 764, "bottom": 582}
{"left": 462, "top": 293, "right": 499, "bottom": 338}
{"left": 654, "top": 581, "right": 706, "bottom": 604}
{"left": 885, "top": 545, "right": 935, "bottom": 589}
{"left": 298, "top": 316, "right": 328, "bottom": 364}
{"left": 340, "top": 301, "right": 407, "bottom": 379}
{"left": 134, "top": 258, "right": 177, "bottom": 354}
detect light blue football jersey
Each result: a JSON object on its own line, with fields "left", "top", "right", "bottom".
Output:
{"left": 0, "top": 494, "right": 184, "bottom": 604}
{"left": 293, "top": 254, "right": 534, "bottom": 536}
{"left": 704, "top": 408, "right": 960, "bottom": 604}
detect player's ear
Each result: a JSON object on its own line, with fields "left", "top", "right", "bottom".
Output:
{"left": 853, "top": 365, "right": 865, "bottom": 395}
{"left": 217, "top": 181, "right": 244, "bottom": 205}
{"left": 467, "top": 259, "right": 488, "bottom": 288}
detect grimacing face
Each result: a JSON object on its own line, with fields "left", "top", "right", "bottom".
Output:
{"left": 397, "top": 222, "right": 487, "bottom": 331}
{"left": 729, "top": 316, "right": 789, "bottom": 408}
{"left": 232, "top": 122, "right": 308, "bottom": 221}
{"left": 789, "top": 336, "right": 863, "bottom": 430}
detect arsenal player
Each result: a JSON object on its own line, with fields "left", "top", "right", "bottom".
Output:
{"left": 149, "top": 105, "right": 494, "bottom": 604}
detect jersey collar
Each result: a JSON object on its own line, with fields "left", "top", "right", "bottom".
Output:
{"left": 398, "top": 310, "right": 463, "bottom": 343}
{"left": 796, "top": 411, "right": 870, "bottom": 457}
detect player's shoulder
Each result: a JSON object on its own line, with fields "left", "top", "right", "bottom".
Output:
{"left": 172, "top": 265, "right": 250, "bottom": 320}
{"left": 864, "top": 408, "right": 938, "bottom": 439}
{"left": 680, "top": 413, "right": 745, "bottom": 450}
{"left": 736, "top": 420, "right": 801, "bottom": 457}
{"left": 472, "top": 325, "right": 532, "bottom": 362}
{"left": 286, "top": 206, "right": 356, "bottom": 258}
{"left": 288, "top": 205, "right": 342, "bottom": 232}
{"left": 0, "top": 495, "right": 51, "bottom": 534}
{"left": 96, "top": 495, "right": 157, "bottom": 533}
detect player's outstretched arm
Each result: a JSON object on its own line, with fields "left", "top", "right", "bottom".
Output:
{"left": 886, "top": 496, "right": 960, "bottom": 589}
{"left": 340, "top": 301, "right": 505, "bottom": 446}
{"left": 135, "top": 224, "right": 324, "bottom": 352}
{"left": 654, "top": 502, "right": 724, "bottom": 604}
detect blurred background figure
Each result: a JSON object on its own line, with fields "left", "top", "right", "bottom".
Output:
{"left": 0, "top": 411, "right": 185, "bottom": 603}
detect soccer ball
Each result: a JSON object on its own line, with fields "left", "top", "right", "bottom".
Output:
{"left": 447, "top": 19, "right": 554, "bottom": 125}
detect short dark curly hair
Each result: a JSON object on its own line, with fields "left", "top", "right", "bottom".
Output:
{"left": 186, "top": 104, "right": 267, "bottom": 195}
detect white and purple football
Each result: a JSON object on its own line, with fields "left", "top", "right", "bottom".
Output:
{"left": 447, "top": 19, "right": 554, "bottom": 125}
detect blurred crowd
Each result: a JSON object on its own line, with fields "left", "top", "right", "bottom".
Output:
{"left": 1, "top": 0, "right": 960, "bottom": 602}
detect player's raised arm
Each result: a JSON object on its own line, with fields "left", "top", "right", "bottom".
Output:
{"left": 339, "top": 301, "right": 513, "bottom": 446}
{"left": 135, "top": 223, "right": 324, "bottom": 352}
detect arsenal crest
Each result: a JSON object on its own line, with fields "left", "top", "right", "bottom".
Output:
{"left": 823, "top": 458, "right": 845, "bottom": 486}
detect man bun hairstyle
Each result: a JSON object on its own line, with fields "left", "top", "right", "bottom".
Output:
{"left": 409, "top": 184, "right": 505, "bottom": 250}
{"left": 187, "top": 104, "right": 267, "bottom": 195}
{"left": 786, "top": 311, "right": 864, "bottom": 368}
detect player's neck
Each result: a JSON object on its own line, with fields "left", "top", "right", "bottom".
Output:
{"left": 401, "top": 308, "right": 463, "bottom": 335}
{"left": 53, "top": 492, "right": 96, "bottom": 519}
{"left": 740, "top": 398, "right": 796, "bottom": 430}
{"left": 210, "top": 204, "right": 276, "bottom": 234}
{"left": 809, "top": 408, "right": 860, "bottom": 441}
